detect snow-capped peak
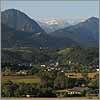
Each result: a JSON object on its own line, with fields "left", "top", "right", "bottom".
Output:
{"left": 45, "top": 19, "right": 59, "bottom": 25}
{"left": 35, "top": 32, "right": 41, "bottom": 35}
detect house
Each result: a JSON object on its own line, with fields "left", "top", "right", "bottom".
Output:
{"left": 87, "top": 89, "right": 99, "bottom": 99}
{"left": 41, "top": 65, "right": 46, "bottom": 67}
{"left": 55, "top": 62, "right": 59, "bottom": 66}
{"left": 61, "top": 70, "right": 64, "bottom": 73}
{"left": 67, "top": 89, "right": 81, "bottom": 95}
{"left": 56, "top": 89, "right": 69, "bottom": 97}
{"left": 96, "top": 68, "right": 99, "bottom": 72}
{"left": 29, "top": 63, "right": 32, "bottom": 66}
{"left": 47, "top": 68, "right": 51, "bottom": 72}
{"left": 26, "top": 94, "right": 30, "bottom": 98}
{"left": 56, "top": 87, "right": 86, "bottom": 97}
{"left": 16, "top": 70, "right": 27, "bottom": 75}
{"left": 68, "top": 61, "right": 71, "bottom": 64}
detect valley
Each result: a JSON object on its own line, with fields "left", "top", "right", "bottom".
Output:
{"left": 1, "top": 8, "right": 99, "bottom": 99}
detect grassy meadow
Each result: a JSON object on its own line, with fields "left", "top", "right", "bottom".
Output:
{"left": 1, "top": 75, "right": 41, "bottom": 84}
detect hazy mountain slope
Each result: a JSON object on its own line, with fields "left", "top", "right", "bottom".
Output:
{"left": 50, "top": 17, "right": 99, "bottom": 47}
{"left": 38, "top": 20, "right": 70, "bottom": 33}
{"left": 1, "top": 23, "right": 77, "bottom": 48}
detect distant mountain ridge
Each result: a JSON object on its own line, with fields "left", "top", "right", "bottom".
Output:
{"left": 50, "top": 17, "right": 99, "bottom": 47}
{"left": 1, "top": 9, "right": 99, "bottom": 48}
{"left": 37, "top": 19, "right": 71, "bottom": 33}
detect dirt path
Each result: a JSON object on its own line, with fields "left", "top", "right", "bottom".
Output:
{"left": 1, "top": 97, "right": 91, "bottom": 100}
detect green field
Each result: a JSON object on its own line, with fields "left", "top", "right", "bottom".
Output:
{"left": 2, "top": 75, "right": 41, "bottom": 84}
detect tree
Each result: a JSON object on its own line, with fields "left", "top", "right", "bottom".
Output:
{"left": 88, "top": 74, "right": 99, "bottom": 88}
{"left": 54, "top": 72, "right": 66, "bottom": 89}
{"left": 31, "top": 66, "right": 39, "bottom": 75}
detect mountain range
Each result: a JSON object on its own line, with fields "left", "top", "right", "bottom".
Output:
{"left": 37, "top": 19, "right": 84, "bottom": 33}
{"left": 1, "top": 9, "right": 99, "bottom": 48}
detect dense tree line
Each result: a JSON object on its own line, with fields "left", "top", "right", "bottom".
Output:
{"left": 2, "top": 47, "right": 99, "bottom": 65}
{"left": 1, "top": 81, "right": 56, "bottom": 97}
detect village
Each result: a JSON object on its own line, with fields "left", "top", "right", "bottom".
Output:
{"left": 1, "top": 61, "right": 99, "bottom": 99}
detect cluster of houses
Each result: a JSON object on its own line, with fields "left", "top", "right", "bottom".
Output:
{"left": 13, "top": 62, "right": 99, "bottom": 77}
{"left": 40, "top": 63, "right": 99, "bottom": 78}
{"left": 39, "top": 63, "right": 99, "bottom": 98}
{"left": 40, "top": 62, "right": 65, "bottom": 73}
{"left": 3, "top": 62, "right": 98, "bottom": 98}
{"left": 56, "top": 87, "right": 99, "bottom": 99}
{"left": 56, "top": 87, "right": 89, "bottom": 97}
{"left": 3, "top": 61, "right": 99, "bottom": 77}
{"left": 16, "top": 70, "right": 28, "bottom": 75}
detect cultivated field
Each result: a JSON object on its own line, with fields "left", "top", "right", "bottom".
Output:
{"left": 65, "top": 72, "right": 98, "bottom": 79}
{"left": 1, "top": 75, "right": 41, "bottom": 84}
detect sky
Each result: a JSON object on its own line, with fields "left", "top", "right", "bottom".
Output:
{"left": 1, "top": 0, "right": 99, "bottom": 20}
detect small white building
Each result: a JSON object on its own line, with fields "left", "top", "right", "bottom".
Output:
{"left": 96, "top": 68, "right": 99, "bottom": 72}
{"left": 69, "top": 61, "right": 71, "bottom": 64}
{"left": 41, "top": 65, "right": 46, "bottom": 67}
{"left": 55, "top": 62, "right": 59, "bottom": 66}
{"left": 26, "top": 94, "right": 30, "bottom": 98}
